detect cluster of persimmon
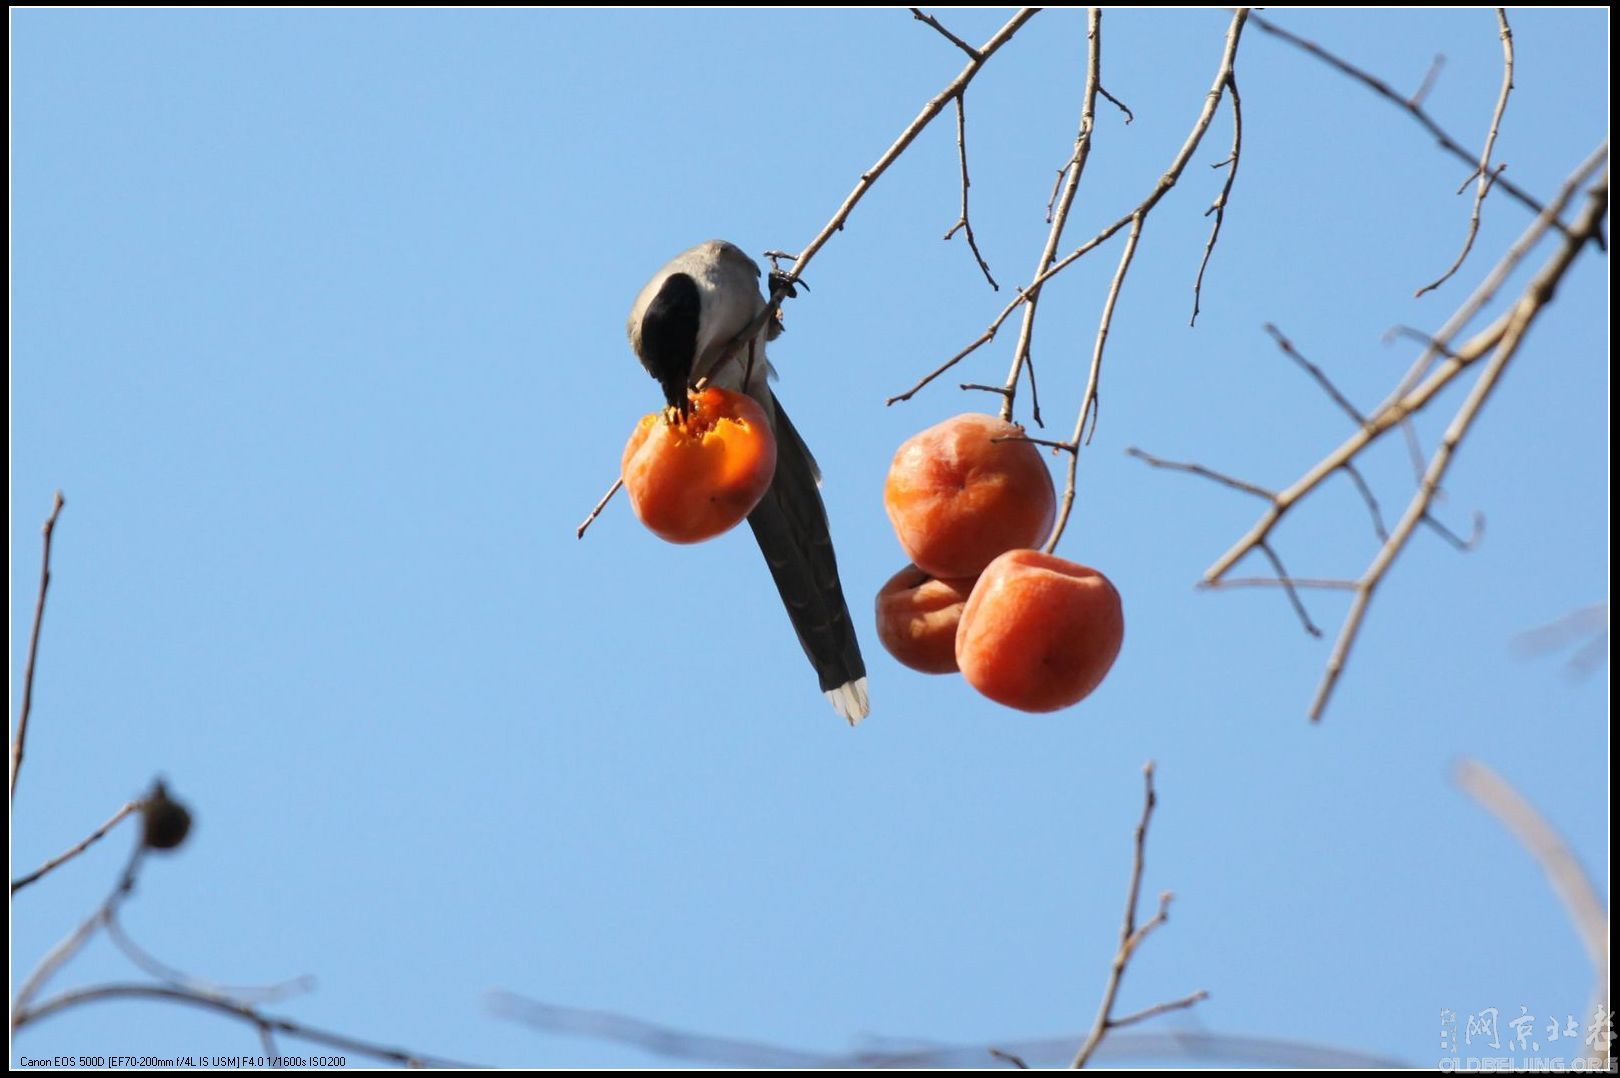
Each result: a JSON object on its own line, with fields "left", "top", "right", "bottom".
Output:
{"left": 878, "top": 414, "right": 1124, "bottom": 713}
{"left": 621, "top": 387, "right": 777, "bottom": 544}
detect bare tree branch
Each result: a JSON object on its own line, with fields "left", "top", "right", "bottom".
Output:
{"left": 1249, "top": 11, "right": 1588, "bottom": 245}
{"left": 888, "top": 9, "right": 1251, "bottom": 407}
{"left": 1072, "top": 762, "right": 1206, "bottom": 1068}
{"left": 1416, "top": 10, "right": 1515, "bottom": 297}
{"left": 11, "top": 800, "right": 139, "bottom": 894}
{"left": 1203, "top": 149, "right": 1604, "bottom": 589}
{"left": 1308, "top": 167, "right": 1608, "bottom": 720}
{"left": 13, "top": 490, "right": 65, "bottom": 803}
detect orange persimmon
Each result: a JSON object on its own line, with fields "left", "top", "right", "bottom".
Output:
{"left": 874, "top": 564, "right": 977, "bottom": 674}
{"left": 955, "top": 549, "right": 1124, "bottom": 713}
{"left": 622, "top": 387, "right": 777, "bottom": 544}
{"left": 883, "top": 414, "right": 1055, "bottom": 579}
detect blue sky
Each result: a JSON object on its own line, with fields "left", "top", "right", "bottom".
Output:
{"left": 11, "top": 8, "right": 1608, "bottom": 1069}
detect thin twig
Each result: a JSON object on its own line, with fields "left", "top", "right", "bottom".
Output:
{"left": 1248, "top": 11, "right": 1586, "bottom": 244}
{"left": 576, "top": 477, "right": 623, "bottom": 540}
{"left": 11, "top": 801, "right": 139, "bottom": 894}
{"left": 1190, "top": 71, "right": 1242, "bottom": 326}
{"left": 1097, "top": 84, "right": 1134, "bottom": 125}
{"left": 1415, "top": 10, "right": 1515, "bottom": 297}
{"left": 990, "top": 1048, "right": 1032, "bottom": 1068}
{"left": 998, "top": 7, "right": 1104, "bottom": 424}
{"left": 16, "top": 984, "right": 478, "bottom": 1069}
{"left": 13, "top": 491, "right": 65, "bottom": 803}
{"left": 910, "top": 7, "right": 981, "bottom": 61}
{"left": 1341, "top": 463, "right": 1389, "bottom": 541}
{"left": 1124, "top": 447, "right": 1275, "bottom": 500}
{"left": 1072, "top": 762, "right": 1205, "bottom": 1068}
{"left": 1257, "top": 543, "right": 1322, "bottom": 637}
{"left": 1264, "top": 324, "right": 1366, "bottom": 425}
{"left": 1110, "top": 991, "right": 1212, "bottom": 1031}
{"left": 888, "top": 9, "right": 1250, "bottom": 407}
{"left": 961, "top": 382, "right": 1014, "bottom": 399}
{"left": 943, "top": 92, "right": 999, "bottom": 289}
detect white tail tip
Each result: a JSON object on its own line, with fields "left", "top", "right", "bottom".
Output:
{"left": 826, "top": 677, "right": 870, "bottom": 725}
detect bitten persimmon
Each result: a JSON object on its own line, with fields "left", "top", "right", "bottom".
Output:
{"left": 622, "top": 387, "right": 777, "bottom": 544}
{"left": 956, "top": 550, "right": 1123, "bottom": 713}
{"left": 874, "top": 564, "right": 977, "bottom": 674}
{"left": 884, "top": 414, "right": 1056, "bottom": 579}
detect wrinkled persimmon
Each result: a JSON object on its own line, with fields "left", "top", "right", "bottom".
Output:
{"left": 884, "top": 414, "right": 1055, "bottom": 579}
{"left": 622, "top": 387, "right": 777, "bottom": 544}
{"left": 956, "top": 549, "right": 1123, "bottom": 713}
{"left": 874, "top": 564, "right": 977, "bottom": 674}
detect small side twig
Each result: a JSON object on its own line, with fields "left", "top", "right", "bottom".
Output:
{"left": 1072, "top": 762, "right": 1206, "bottom": 1068}
{"left": 1258, "top": 543, "right": 1322, "bottom": 637}
{"left": 1190, "top": 72, "right": 1242, "bottom": 326}
{"left": 1124, "top": 447, "right": 1274, "bottom": 501}
{"left": 1415, "top": 10, "right": 1515, "bottom": 297}
{"left": 576, "top": 477, "right": 623, "bottom": 540}
{"left": 909, "top": 7, "right": 981, "bottom": 61}
{"left": 1097, "top": 84, "right": 1134, "bottom": 125}
{"left": 1264, "top": 324, "right": 1366, "bottom": 425}
{"left": 13, "top": 491, "right": 65, "bottom": 803}
{"left": 11, "top": 800, "right": 139, "bottom": 894}
{"left": 943, "top": 92, "right": 999, "bottom": 289}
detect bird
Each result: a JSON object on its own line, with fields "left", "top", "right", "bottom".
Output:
{"left": 626, "top": 240, "right": 870, "bottom": 724}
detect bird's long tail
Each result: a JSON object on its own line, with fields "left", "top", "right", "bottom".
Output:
{"left": 746, "top": 399, "right": 869, "bottom": 724}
